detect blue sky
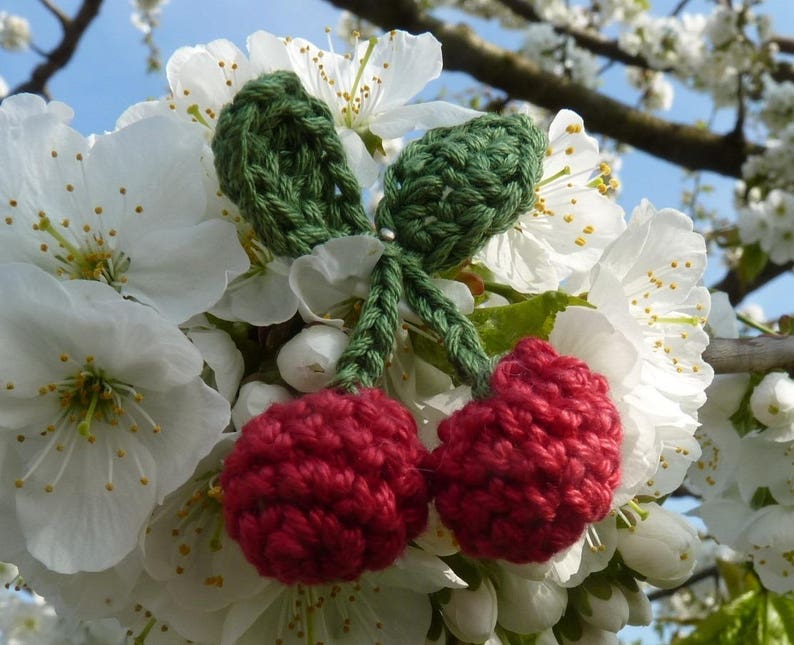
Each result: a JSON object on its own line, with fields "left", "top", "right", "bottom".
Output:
{"left": 1, "top": 2, "right": 793, "bottom": 643}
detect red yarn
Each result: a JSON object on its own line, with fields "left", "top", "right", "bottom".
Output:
{"left": 427, "top": 337, "right": 622, "bottom": 563}
{"left": 220, "top": 388, "right": 430, "bottom": 585}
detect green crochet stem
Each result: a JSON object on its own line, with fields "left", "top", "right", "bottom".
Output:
{"left": 211, "top": 71, "right": 546, "bottom": 397}
{"left": 331, "top": 247, "right": 495, "bottom": 397}
{"left": 330, "top": 246, "right": 404, "bottom": 393}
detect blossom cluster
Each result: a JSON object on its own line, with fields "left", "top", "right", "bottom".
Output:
{"left": 0, "top": 25, "right": 715, "bottom": 645}
{"left": 0, "top": 11, "right": 30, "bottom": 52}
{"left": 689, "top": 368, "right": 794, "bottom": 594}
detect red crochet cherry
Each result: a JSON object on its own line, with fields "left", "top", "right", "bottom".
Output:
{"left": 427, "top": 337, "right": 622, "bottom": 563}
{"left": 220, "top": 387, "right": 430, "bottom": 585}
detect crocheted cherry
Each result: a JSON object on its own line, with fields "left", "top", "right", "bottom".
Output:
{"left": 427, "top": 337, "right": 622, "bottom": 563}
{"left": 220, "top": 387, "right": 430, "bottom": 585}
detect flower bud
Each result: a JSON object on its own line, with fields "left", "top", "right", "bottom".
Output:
{"left": 617, "top": 502, "right": 699, "bottom": 588}
{"left": 441, "top": 577, "right": 498, "bottom": 643}
{"left": 276, "top": 325, "right": 349, "bottom": 392}
{"left": 617, "top": 579, "right": 653, "bottom": 626}
{"left": 0, "top": 13, "right": 31, "bottom": 51}
{"left": 231, "top": 381, "right": 292, "bottom": 430}
{"left": 750, "top": 372, "right": 794, "bottom": 428}
{"left": 495, "top": 572, "right": 567, "bottom": 634}
{"left": 558, "top": 621, "right": 619, "bottom": 645}
{"left": 570, "top": 577, "right": 629, "bottom": 633}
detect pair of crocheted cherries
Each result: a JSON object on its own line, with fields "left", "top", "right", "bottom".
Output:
{"left": 214, "top": 71, "right": 622, "bottom": 585}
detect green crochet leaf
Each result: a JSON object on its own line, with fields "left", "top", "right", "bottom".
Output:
{"left": 376, "top": 112, "right": 547, "bottom": 274}
{"left": 212, "top": 71, "right": 371, "bottom": 258}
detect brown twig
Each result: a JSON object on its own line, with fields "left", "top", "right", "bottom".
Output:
{"left": 647, "top": 565, "right": 719, "bottom": 602}
{"left": 37, "top": 0, "right": 69, "bottom": 27}
{"left": 711, "top": 260, "right": 794, "bottom": 306}
{"left": 703, "top": 336, "right": 794, "bottom": 374}
{"left": 10, "top": 0, "right": 104, "bottom": 98}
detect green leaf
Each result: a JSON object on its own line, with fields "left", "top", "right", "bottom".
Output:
{"left": 468, "top": 291, "right": 590, "bottom": 355}
{"left": 717, "top": 559, "right": 761, "bottom": 600}
{"left": 440, "top": 553, "right": 484, "bottom": 590}
{"left": 729, "top": 371, "right": 766, "bottom": 437}
{"left": 410, "top": 291, "right": 589, "bottom": 380}
{"left": 494, "top": 626, "right": 539, "bottom": 645}
{"left": 582, "top": 573, "right": 614, "bottom": 601}
{"left": 674, "top": 591, "right": 761, "bottom": 645}
{"left": 771, "top": 594, "right": 794, "bottom": 642}
{"left": 750, "top": 487, "right": 778, "bottom": 510}
{"left": 738, "top": 243, "right": 769, "bottom": 285}
{"left": 675, "top": 590, "right": 794, "bottom": 645}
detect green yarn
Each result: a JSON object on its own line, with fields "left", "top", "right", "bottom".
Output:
{"left": 211, "top": 71, "right": 372, "bottom": 258}
{"left": 331, "top": 246, "right": 404, "bottom": 392}
{"left": 211, "top": 70, "right": 547, "bottom": 396}
{"left": 375, "top": 113, "right": 546, "bottom": 274}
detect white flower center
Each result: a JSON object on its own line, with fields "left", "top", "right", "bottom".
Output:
{"left": 292, "top": 30, "right": 391, "bottom": 132}
{"left": 272, "top": 580, "right": 386, "bottom": 644}
{"left": 12, "top": 356, "right": 158, "bottom": 493}
{"left": 34, "top": 211, "right": 131, "bottom": 288}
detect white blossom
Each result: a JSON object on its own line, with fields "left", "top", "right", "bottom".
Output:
{"left": 476, "top": 109, "right": 626, "bottom": 293}
{"left": 760, "top": 79, "right": 794, "bottom": 132}
{"left": 0, "top": 105, "right": 248, "bottom": 325}
{"left": 125, "top": 29, "right": 478, "bottom": 187}
{"left": 0, "top": 590, "right": 59, "bottom": 644}
{"left": 686, "top": 375, "right": 746, "bottom": 499}
{"left": 122, "top": 438, "right": 465, "bottom": 644}
{"left": 276, "top": 325, "right": 350, "bottom": 392}
{"left": 749, "top": 371, "right": 794, "bottom": 428}
{"left": 617, "top": 502, "right": 700, "bottom": 588}
{"left": 230, "top": 382, "right": 292, "bottom": 431}
{"left": 441, "top": 578, "right": 498, "bottom": 643}
{"left": 738, "top": 189, "right": 794, "bottom": 264}
{"left": 492, "top": 569, "right": 567, "bottom": 634}
{"left": 275, "top": 29, "right": 481, "bottom": 186}
{"left": 0, "top": 264, "right": 229, "bottom": 574}
{"left": 520, "top": 24, "right": 600, "bottom": 90}
{"left": 571, "top": 581, "right": 629, "bottom": 633}
{"left": 289, "top": 235, "right": 473, "bottom": 327}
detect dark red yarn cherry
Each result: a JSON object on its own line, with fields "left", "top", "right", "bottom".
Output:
{"left": 220, "top": 387, "right": 430, "bottom": 585}
{"left": 427, "top": 337, "right": 622, "bottom": 563}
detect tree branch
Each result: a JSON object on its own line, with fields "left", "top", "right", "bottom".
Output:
{"left": 703, "top": 336, "right": 794, "bottom": 374}
{"left": 10, "top": 0, "right": 104, "bottom": 98}
{"left": 710, "top": 260, "right": 794, "bottom": 306}
{"left": 37, "top": 0, "right": 69, "bottom": 28}
{"left": 323, "top": 0, "right": 760, "bottom": 178}
{"left": 648, "top": 565, "right": 719, "bottom": 602}
{"left": 770, "top": 35, "right": 794, "bottom": 55}
{"left": 495, "top": 0, "right": 671, "bottom": 73}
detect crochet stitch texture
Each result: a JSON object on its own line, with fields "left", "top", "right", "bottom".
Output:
{"left": 428, "top": 337, "right": 622, "bottom": 562}
{"left": 212, "top": 69, "right": 621, "bottom": 583}
{"left": 220, "top": 388, "right": 429, "bottom": 585}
